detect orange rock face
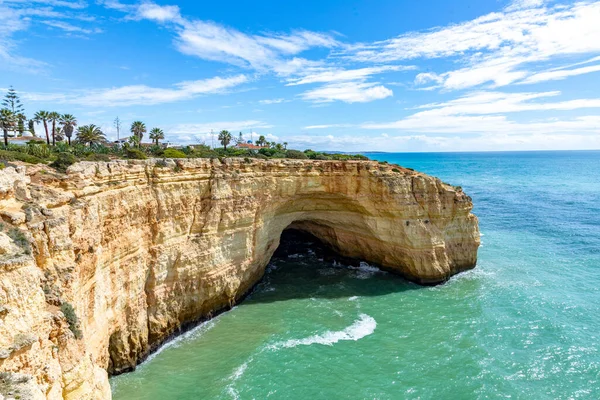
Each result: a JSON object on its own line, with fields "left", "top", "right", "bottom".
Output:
{"left": 0, "top": 158, "right": 479, "bottom": 399}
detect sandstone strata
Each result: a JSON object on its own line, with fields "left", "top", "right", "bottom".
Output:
{"left": 0, "top": 158, "right": 479, "bottom": 399}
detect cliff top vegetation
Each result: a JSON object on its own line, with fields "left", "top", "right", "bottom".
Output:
{"left": 0, "top": 87, "right": 367, "bottom": 173}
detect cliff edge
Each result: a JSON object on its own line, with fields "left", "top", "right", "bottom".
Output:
{"left": 0, "top": 158, "right": 479, "bottom": 399}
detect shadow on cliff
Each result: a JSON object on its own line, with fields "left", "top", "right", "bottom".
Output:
{"left": 241, "top": 229, "right": 421, "bottom": 305}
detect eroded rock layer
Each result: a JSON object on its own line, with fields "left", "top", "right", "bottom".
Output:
{"left": 0, "top": 158, "right": 479, "bottom": 399}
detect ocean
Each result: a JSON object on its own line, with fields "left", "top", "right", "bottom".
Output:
{"left": 111, "top": 151, "right": 600, "bottom": 399}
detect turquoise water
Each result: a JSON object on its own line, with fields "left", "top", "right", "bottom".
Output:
{"left": 111, "top": 151, "right": 600, "bottom": 399}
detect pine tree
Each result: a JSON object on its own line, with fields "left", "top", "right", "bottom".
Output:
{"left": 28, "top": 119, "right": 36, "bottom": 136}
{"left": 2, "top": 87, "right": 24, "bottom": 137}
{"left": 2, "top": 86, "right": 24, "bottom": 115}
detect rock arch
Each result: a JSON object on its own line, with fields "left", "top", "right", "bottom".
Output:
{"left": 0, "top": 159, "right": 479, "bottom": 398}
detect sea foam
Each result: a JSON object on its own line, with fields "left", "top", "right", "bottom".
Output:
{"left": 140, "top": 319, "right": 217, "bottom": 366}
{"left": 272, "top": 314, "right": 376, "bottom": 349}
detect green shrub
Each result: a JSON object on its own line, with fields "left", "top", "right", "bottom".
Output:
{"left": 314, "top": 154, "right": 331, "bottom": 160}
{"left": 185, "top": 144, "right": 219, "bottom": 158}
{"left": 50, "top": 152, "right": 77, "bottom": 172}
{"left": 0, "top": 162, "right": 4, "bottom": 170}
{"left": 126, "top": 148, "right": 147, "bottom": 159}
{"left": 392, "top": 168, "right": 401, "bottom": 173}
{"left": 149, "top": 145, "right": 164, "bottom": 157}
{"left": 8, "top": 228, "right": 29, "bottom": 249}
{"left": 53, "top": 142, "right": 71, "bottom": 154}
{"left": 85, "top": 153, "right": 111, "bottom": 162}
{"left": 0, "top": 150, "right": 45, "bottom": 164}
{"left": 163, "top": 148, "right": 187, "bottom": 158}
{"left": 70, "top": 144, "right": 94, "bottom": 158}
{"left": 26, "top": 143, "right": 52, "bottom": 159}
{"left": 258, "top": 147, "right": 277, "bottom": 157}
{"left": 60, "top": 303, "right": 82, "bottom": 339}
{"left": 285, "top": 149, "right": 308, "bottom": 159}
{"left": 90, "top": 144, "right": 111, "bottom": 155}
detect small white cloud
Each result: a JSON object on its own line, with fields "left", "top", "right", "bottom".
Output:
{"left": 301, "top": 81, "right": 393, "bottom": 103}
{"left": 504, "top": 0, "right": 545, "bottom": 12}
{"left": 286, "top": 65, "right": 414, "bottom": 86}
{"left": 258, "top": 98, "right": 287, "bottom": 105}
{"left": 41, "top": 20, "right": 102, "bottom": 34}
{"left": 414, "top": 72, "right": 443, "bottom": 85}
{"left": 303, "top": 124, "right": 354, "bottom": 130}
{"left": 136, "top": 3, "right": 181, "bottom": 23}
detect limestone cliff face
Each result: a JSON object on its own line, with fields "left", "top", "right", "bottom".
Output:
{"left": 0, "top": 158, "right": 479, "bottom": 399}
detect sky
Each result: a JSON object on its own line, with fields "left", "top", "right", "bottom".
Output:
{"left": 1, "top": 0, "right": 600, "bottom": 152}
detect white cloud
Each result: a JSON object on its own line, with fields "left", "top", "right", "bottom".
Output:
{"left": 300, "top": 81, "right": 393, "bottom": 103}
{"left": 136, "top": 3, "right": 181, "bottom": 22}
{"left": 361, "top": 90, "right": 600, "bottom": 134}
{"left": 281, "top": 131, "right": 600, "bottom": 152}
{"left": 505, "top": 0, "right": 546, "bottom": 12}
{"left": 347, "top": 1, "right": 600, "bottom": 90}
{"left": 41, "top": 20, "right": 102, "bottom": 34}
{"left": 303, "top": 124, "right": 354, "bottom": 130}
{"left": 97, "top": 0, "right": 131, "bottom": 12}
{"left": 160, "top": 15, "right": 337, "bottom": 75}
{"left": 3, "top": 0, "right": 87, "bottom": 9}
{"left": 23, "top": 74, "right": 249, "bottom": 106}
{"left": 521, "top": 64, "right": 600, "bottom": 84}
{"left": 165, "top": 120, "right": 278, "bottom": 145}
{"left": 286, "top": 65, "right": 414, "bottom": 86}
{"left": 0, "top": 4, "right": 45, "bottom": 71}
{"left": 258, "top": 98, "right": 287, "bottom": 105}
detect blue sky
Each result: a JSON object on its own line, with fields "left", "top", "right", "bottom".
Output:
{"left": 2, "top": 0, "right": 600, "bottom": 152}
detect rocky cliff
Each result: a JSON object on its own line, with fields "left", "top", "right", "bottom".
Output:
{"left": 0, "top": 158, "right": 479, "bottom": 399}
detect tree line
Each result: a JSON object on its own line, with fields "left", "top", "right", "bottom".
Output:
{"left": 0, "top": 86, "right": 165, "bottom": 148}
{"left": 217, "top": 130, "right": 288, "bottom": 151}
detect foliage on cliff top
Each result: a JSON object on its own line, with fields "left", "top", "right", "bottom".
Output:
{"left": 1, "top": 141, "right": 369, "bottom": 173}
{"left": 49, "top": 152, "right": 76, "bottom": 172}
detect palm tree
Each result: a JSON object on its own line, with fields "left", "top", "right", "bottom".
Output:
{"left": 33, "top": 111, "right": 51, "bottom": 145}
{"left": 0, "top": 109, "right": 16, "bottom": 147}
{"left": 48, "top": 111, "right": 61, "bottom": 146}
{"left": 76, "top": 124, "right": 106, "bottom": 147}
{"left": 55, "top": 126, "right": 64, "bottom": 142}
{"left": 283, "top": 142, "right": 288, "bottom": 150}
{"left": 60, "top": 114, "right": 77, "bottom": 145}
{"left": 218, "top": 130, "right": 232, "bottom": 150}
{"left": 130, "top": 121, "right": 146, "bottom": 147}
{"left": 256, "top": 135, "right": 267, "bottom": 147}
{"left": 149, "top": 127, "right": 164, "bottom": 145}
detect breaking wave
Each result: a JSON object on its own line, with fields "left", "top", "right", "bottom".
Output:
{"left": 140, "top": 319, "right": 217, "bottom": 366}
{"left": 271, "top": 314, "right": 376, "bottom": 349}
